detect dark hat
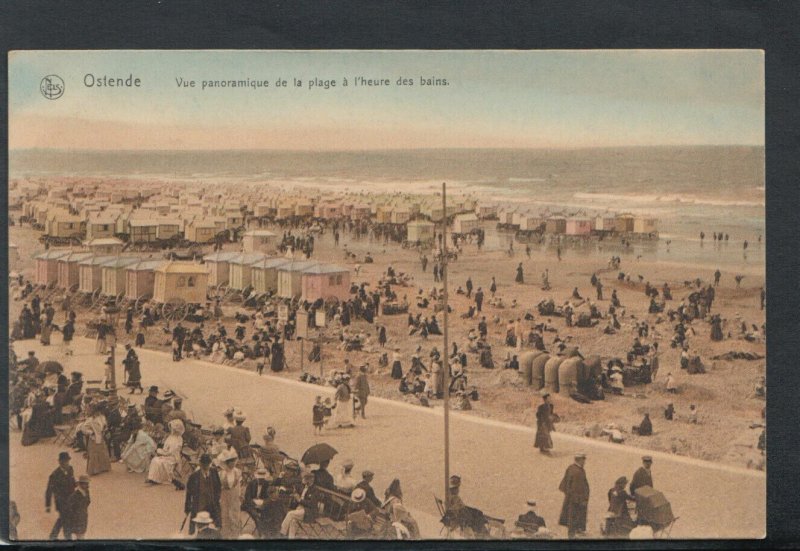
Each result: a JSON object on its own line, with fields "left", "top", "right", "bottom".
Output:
{"left": 58, "top": 451, "right": 71, "bottom": 461}
{"left": 449, "top": 475, "right": 461, "bottom": 487}
{"left": 615, "top": 476, "right": 628, "bottom": 485}
{"left": 362, "top": 470, "right": 374, "bottom": 479}
{"left": 149, "top": 385, "right": 159, "bottom": 392}
{"left": 199, "top": 454, "right": 213, "bottom": 466}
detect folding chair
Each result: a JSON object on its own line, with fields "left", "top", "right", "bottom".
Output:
{"left": 433, "top": 495, "right": 453, "bottom": 538}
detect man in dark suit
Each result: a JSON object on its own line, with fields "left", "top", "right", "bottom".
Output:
{"left": 63, "top": 475, "right": 91, "bottom": 540}
{"left": 355, "top": 470, "right": 381, "bottom": 508}
{"left": 45, "top": 451, "right": 76, "bottom": 540}
{"left": 630, "top": 456, "right": 654, "bottom": 495}
{"left": 558, "top": 453, "right": 590, "bottom": 538}
{"left": 312, "top": 460, "right": 335, "bottom": 491}
{"left": 280, "top": 472, "right": 322, "bottom": 538}
{"left": 184, "top": 454, "right": 222, "bottom": 535}
{"left": 243, "top": 468, "right": 272, "bottom": 536}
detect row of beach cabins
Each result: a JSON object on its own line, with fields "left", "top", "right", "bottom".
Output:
{"left": 31, "top": 246, "right": 352, "bottom": 309}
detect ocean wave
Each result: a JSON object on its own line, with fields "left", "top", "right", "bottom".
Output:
{"left": 572, "top": 192, "right": 764, "bottom": 208}
{"left": 508, "top": 177, "right": 546, "bottom": 183}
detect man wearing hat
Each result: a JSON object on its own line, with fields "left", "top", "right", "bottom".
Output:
{"left": 280, "top": 471, "right": 322, "bottom": 538}
{"left": 630, "top": 456, "right": 654, "bottom": 495}
{"left": 45, "top": 451, "right": 75, "bottom": 540}
{"left": 558, "top": 453, "right": 590, "bottom": 538}
{"left": 446, "top": 475, "right": 489, "bottom": 537}
{"left": 185, "top": 454, "right": 222, "bottom": 536}
{"left": 122, "top": 343, "right": 143, "bottom": 394}
{"left": 353, "top": 365, "right": 371, "bottom": 419}
{"left": 144, "top": 386, "right": 162, "bottom": 424}
{"left": 516, "top": 499, "right": 546, "bottom": 534}
{"left": 534, "top": 392, "right": 557, "bottom": 454}
{"left": 243, "top": 468, "right": 272, "bottom": 537}
{"left": 63, "top": 475, "right": 91, "bottom": 540}
{"left": 192, "top": 511, "right": 221, "bottom": 540}
{"left": 355, "top": 470, "right": 381, "bottom": 508}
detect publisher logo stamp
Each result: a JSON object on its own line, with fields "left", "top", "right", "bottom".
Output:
{"left": 40, "top": 75, "right": 65, "bottom": 100}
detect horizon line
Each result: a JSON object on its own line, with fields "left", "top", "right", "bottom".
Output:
{"left": 10, "top": 144, "right": 765, "bottom": 154}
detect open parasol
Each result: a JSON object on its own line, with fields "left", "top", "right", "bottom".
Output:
{"left": 301, "top": 443, "right": 338, "bottom": 466}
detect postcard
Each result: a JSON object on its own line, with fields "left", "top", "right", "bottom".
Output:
{"left": 7, "top": 50, "right": 765, "bottom": 541}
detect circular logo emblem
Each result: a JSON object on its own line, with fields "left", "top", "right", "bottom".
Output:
{"left": 40, "top": 75, "right": 65, "bottom": 100}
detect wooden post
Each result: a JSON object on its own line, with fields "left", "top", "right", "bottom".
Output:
{"left": 441, "top": 182, "right": 451, "bottom": 511}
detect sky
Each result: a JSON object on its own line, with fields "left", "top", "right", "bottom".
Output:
{"left": 9, "top": 50, "right": 764, "bottom": 150}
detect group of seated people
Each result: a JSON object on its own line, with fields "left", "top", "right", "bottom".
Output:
{"left": 407, "top": 313, "right": 442, "bottom": 338}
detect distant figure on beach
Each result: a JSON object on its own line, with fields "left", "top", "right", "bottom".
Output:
{"left": 714, "top": 269, "right": 721, "bottom": 286}
{"left": 557, "top": 246, "right": 562, "bottom": 261}
{"left": 515, "top": 263, "right": 524, "bottom": 284}
{"left": 490, "top": 277, "right": 497, "bottom": 297}
{"left": 700, "top": 231, "right": 705, "bottom": 243}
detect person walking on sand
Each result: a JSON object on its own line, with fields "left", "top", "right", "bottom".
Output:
{"left": 559, "top": 453, "right": 589, "bottom": 539}
{"left": 714, "top": 269, "right": 721, "bottom": 286}
{"left": 534, "top": 392, "right": 556, "bottom": 454}
{"left": 474, "top": 287, "right": 484, "bottom": 313}
{"left": 45, "top": 451, "right": 75, "bottom": 540}
{"left": 466, "top": 277, "right": 473, "bottom": 298}
{"left": 63, "top": 476, "right": 91, "bottom": 540}
{"left": 490, "top": 277, "right": 497, "bottom": 297}
{"left": 353, "top": 366, "right": 371, "bottom": 419}
{"left": 515, "top": 263, "right": 524, "bottom": 284}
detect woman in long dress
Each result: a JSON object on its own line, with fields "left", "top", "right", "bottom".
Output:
{"left": 382, "top": 479, "right": 420, "bottom": 539}
{"left": 84, "top": 407, "right": 111, "bottom": 475}
{"left": 120, "top": 424, "right": 156, "bottom": 473}
{"left": 331, "top": 379, "right": 355, "bottom": 428}
{"left": 146, "top": 419, "right": 184, "bottom": 484}
{"left": 218, "top": 450, "right": 242, "bottom": 538}
{"left": 534, "top": 393, "right": 556, "bottom": 454}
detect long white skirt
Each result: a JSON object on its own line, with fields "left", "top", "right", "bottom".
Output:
{"left": 147, "top": 455, "right": 177, "bottom": 484}
{"left": 331, "top": 398, "right": 355, "bottom": 428}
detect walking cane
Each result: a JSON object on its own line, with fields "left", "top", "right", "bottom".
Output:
{"left": 180, "top": 512, "right": 191, "bottom": 533}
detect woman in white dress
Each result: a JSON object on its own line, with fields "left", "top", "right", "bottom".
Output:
{"left": 120, "top": 424, "right": 156, "bottom": 473}
{"left": 218, "top": 449, "right": 242, "bottom": 538}
{"left": 146, "top": 419, "right": 184, "bottom": 484}
{"left": 331, "top": 378, "right": 355, "bottom": 428}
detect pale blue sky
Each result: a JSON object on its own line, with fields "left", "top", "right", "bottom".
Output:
{"left": 9, "top": 50, "right": 764, "bottom": 149}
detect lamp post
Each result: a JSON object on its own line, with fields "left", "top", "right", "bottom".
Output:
{"left": 102, "top": 304, "right": 120, "bottom": 389}
{"left": 441, "top": 182, "right": 451, "bottom": 511}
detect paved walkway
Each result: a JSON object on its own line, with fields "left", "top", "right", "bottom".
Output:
{"left": 10, "top": 337, "right": 765, "bottom": 540}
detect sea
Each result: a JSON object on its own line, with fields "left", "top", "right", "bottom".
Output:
{"left": 9, "top": 146, "right": 765, "bottom": 272}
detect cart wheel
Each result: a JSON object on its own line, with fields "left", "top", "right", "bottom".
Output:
{"left": 90, "top": 289, "right": 104, "bottom": 311}
{"left": 162, "top": 298, "right": 188, "bottom": 322}
{"left": 135, "top": 294, "right": 151, "bottom": 313}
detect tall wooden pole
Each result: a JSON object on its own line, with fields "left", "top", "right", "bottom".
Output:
{"left": 441, "top": 182, "right": 451, "bottom": 510}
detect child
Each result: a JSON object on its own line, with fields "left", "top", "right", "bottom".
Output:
{"left": 322, "top": 398, "right": 333, "bottom": 427}
{"left": 312, "top": 396, "right": 325, "bottom": 434}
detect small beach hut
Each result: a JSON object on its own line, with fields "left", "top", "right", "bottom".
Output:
{"left": 545, "top": 216, "right": 567, "bottom": 234}
{"left": 390, "top": 207, "right": 412, "bottom": 225}
{"left": 565, "top": 218, "right": 593, "bottom": 236}
{"left": 227, "top": 252, "right": 268, "bottom": 290}
{"left": 45, "top": 211, "right": 84, "bottom": 239}
{"left": 34, "top": 249, "right": 72, "bottom": 286}
{"left": 78, "top": 255, "right": 114, "bottom": 293}
{"left": 86, "top": 213, "right": 119, "bottom": 241}
{"left": 153, "top": 262, "right": 209, "bottom": 305}
{"left": 86, "top": 237, "right": 125, "bottom": 255}
{"left": 615, "top": 213, "right": 636, "bottom": 233}
{"left": 185, "top": 220, "right": 218, "bottom": 243}
{"left": 633, "top": 217, "right": 659, "bottom": 235}
{"left": 202, "top": 251, "right": 240, "bottom": 288}
{"left": 301, "top": 263, "right": 351, "bottom": 302}
{"left": 128, "top": 220, "right": 160, "bottom": 244}
{"left": 125, "top": 259, "right": 165, "bottom": 301}
{"left": 100, "top": 257, "right": 141, "bottom": 297}
{"left": 57, "top": 251, "right": 93, "bottom": 290}
{"left": 406, "top": 220, "right": 435, "bottom": 243}
{"left": 277, "top": 260, "right": 319, "bottom": 299}
{"left": 250, "top": 257, "right": 291, "bottom": 294}
{"left": 452, "top": 213, "right": 479, "bottom": 234}
{"left": 242, "top": 230, "right": 278, "bottom": 253}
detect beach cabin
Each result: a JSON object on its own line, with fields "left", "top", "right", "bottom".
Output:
{"left": 545, "top": 216, "right": 567, "bottom": 234}
{"left": 125, "top": 260, "right": 164, "bottom": 300}
{"left": 376, "top": 206, "right": 393, "bottom": 224}
{"left": 86, "top": 237, "right": 125, "bottom": 255}
{"left": 633, "top": 217, "right": 659, "bottom": 235}
{"left": 242, "top": 230, "right": 278, "bottom": 253}
{"left": 101, "top": 257, "right": 141, "bottom": 297}
{"left": 128, "top": 220, "right": 159, "bottom": 244}
{"left": 350, "top": 205, "right": 371, "bottom": 220}
{"left": 593, "top": 215, "right": 617, "bottom": 234}
{"left": 85, "top": 213, "right": 119, "bottom": 241}
{"left": 224, "top": 209, "right": 244, "bottom": 229}
{"left": 406, "top": 220, "right": 435, "bottom": 243}
{"left": 57, "top": 251, "right": 93, "bottom": 290}
{"left": 497, "top": 209, "right": 516, "bottom": 227}
{"left": 78, "top": 256, "right": 114, "bottom": 293}
{"left": 615, "top": 213, "right": 636, "bottom": 233}
{"left": 519, "top": 215, "right": 543, "bottom": 232}
{"left": 227, "top": 252, "right": 268, "bottom": 290}
{"left": 254, "top": 203, "right": 274, "bottom": 218}
{"left": 565, "top": 218, "right": 593, "bottom": 236}
{"left": 277, "top": 260, "right": 319, "bottom": 299}
{"left": 315, "top": 203, "right": 341, "bottom": 220}
{"left": 301, "top": 264, "right": 351, "bottom": 302}
{"left": 153, "top": 262, "right": 209, "bottom": 305}
{"left": 185, "top": 220, "right": 218, "bottom": 243}
{"left": 45, "top": 211, "right": 84, "bottom": 239}
{"left": 476, "top": 205, "right": 498, "bottom": 220}
{"left": 390, "top": 207, "right": 412, "bottom": 225}
{"left": 202, "top": 251, "right": 240, "bottom": 288}
{"left": 156, "top": 218, "right": 182, "bottom": 240}
{"left": 276, "top": 204, "right": 295, "bottom": 221}
{"left": 250, "top": 257, "right": 291, "bottom": 294}
{"left": 34, "top": 249, "right": 72, "bottom": 286}
{"left": 452, "top": 213, "right": 480, "bottom": 235}
{"left": 294, "top": 202, "right": 314, "bottom": 218}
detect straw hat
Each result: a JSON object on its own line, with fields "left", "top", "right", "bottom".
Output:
{"left": 351, "top": 488, "right": 366, "bottom": 503}
{"left": 192, "top": 511, "right": 214, "bottom": 524}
